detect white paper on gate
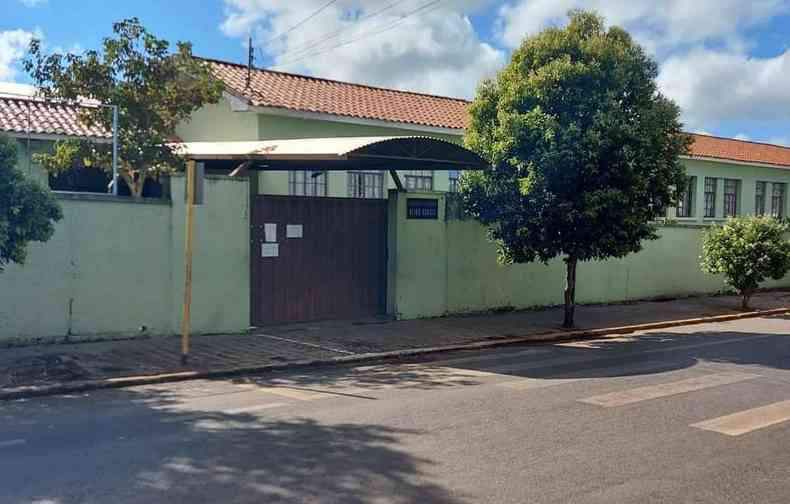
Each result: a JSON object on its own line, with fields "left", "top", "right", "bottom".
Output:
{"left": 286, "top": 224, "right": 303, "bottom": 238}
{"left": 261, "top": 243, "right": 279, "bottom": 257}
{"left": 264, "top": 223, "right": 277, "bottom": 242}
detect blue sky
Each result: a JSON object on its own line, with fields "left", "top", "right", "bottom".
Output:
{"left": 3, "top": 0, "right": 790, "bottom": 145}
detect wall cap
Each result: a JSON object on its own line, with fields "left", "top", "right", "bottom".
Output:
{"left": 54, "top": 191, "right": 171, "bottom": 205}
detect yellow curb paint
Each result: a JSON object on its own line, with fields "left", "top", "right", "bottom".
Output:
{"left": 579, "top": 372, "right": 760, "bottom": 408}
{"left": 691, "top": 400, "right": 790, "bottom": 436}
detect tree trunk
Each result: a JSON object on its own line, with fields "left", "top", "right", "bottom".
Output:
{"left": 741, "top": 291, "right": 752, "bottom": 311}
{"left": 120, "top": 169, "right": 146, "bottom": 199}
{"left": 563, "top": 256, "right": 578, "bottom": 329}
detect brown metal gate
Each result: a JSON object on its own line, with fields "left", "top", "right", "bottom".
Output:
{"left": 250, "top": 195, "right": 388, "bottom": 325}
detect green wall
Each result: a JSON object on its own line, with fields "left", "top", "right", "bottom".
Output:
{"left": 388, "top": 191, "right": 790, "bottom": 319}
{"left": 0, "top": 175, "right": 250, "bottom": 344}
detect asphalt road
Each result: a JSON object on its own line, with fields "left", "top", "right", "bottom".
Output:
{"left": 1, "top": 315, "right": 789, "bottom": 504}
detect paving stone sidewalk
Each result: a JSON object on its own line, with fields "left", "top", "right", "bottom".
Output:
{"left": 2, "top": 291, "right": 789, "bottom": 391}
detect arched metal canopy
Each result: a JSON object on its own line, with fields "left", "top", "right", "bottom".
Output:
{"left": 172, "top": 136, "right": 489, "bottom": 171}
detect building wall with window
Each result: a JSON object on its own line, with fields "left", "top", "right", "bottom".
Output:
{"left": 668, "top": 158, "right": 790, "bottom": 223}
{"left": 176, "top": 103, "right": 461, "bottom": 198}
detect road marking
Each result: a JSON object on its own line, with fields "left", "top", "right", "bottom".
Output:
{"left": 223, "top": 402, "right": 287, "bottom": 414}
{"left": 0, "top": 438, "right": 26, "bottom": 448}
{"left": 254, "top": 386, "right": 334, "bottom": 401}
{"left": 691, "top": 400, "right": 790, "bottom": 436}
{"left": 579, "top": 372, "right": 760, "bottom": 408}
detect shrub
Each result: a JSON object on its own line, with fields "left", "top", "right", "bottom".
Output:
{"left": 701, "top": 216, "right": 790, "bottom": 309}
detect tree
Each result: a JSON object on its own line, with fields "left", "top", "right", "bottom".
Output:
{"left": 23, "top": 18, "right": 223, "bottom": 198}
{"left": 701, "top": 216, "right": 790, "bottom": 310}
{"left": 0, "top": 134, "right": 62, "bottom": 272}
{"left": 460, "top": 10, "right": 692, "bottom": 328}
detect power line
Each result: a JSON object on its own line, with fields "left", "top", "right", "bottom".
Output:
{"left": 262, "top": 0, "right": 339, "bottom": 46}
{"left": 274, "top": 0, "right": 410, "bottom": 62}
{"left": 270, "top": 0, "right": 444, "bottom": 69}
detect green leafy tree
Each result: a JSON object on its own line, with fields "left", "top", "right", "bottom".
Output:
{"left": 701, "top": 216, "right": 790, "bottom": 310}
{"left": 460, "top": 10, "right": 692, "bottom": 328}
{"left": 0, "top": 135, "right": 62, "bottom": 272}
{"left": 24, "top": 18, "right": 223, "bottom": 198}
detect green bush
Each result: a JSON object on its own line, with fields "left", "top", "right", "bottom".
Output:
{"left": 701, "top": 216, "right": 790, "bottom": 309}
{"left": 0, "top": 134, "right": 63, "bottom": 272}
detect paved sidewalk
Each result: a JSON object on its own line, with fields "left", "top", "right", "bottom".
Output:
{"left": 2, "top": 291, "right": 789, "bottom": 391}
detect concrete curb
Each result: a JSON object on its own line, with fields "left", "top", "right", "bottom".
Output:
{"left": 2, "top": 306, "right": 787, "bottom": 401}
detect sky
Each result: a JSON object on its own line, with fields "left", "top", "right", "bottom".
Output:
{"left": 3, "top": 0, "right": 790, "bottom": 145}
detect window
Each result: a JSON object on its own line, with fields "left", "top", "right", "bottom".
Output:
{"left": 404, "top": 170, "right": 433, "bottom": 191}
{"left": 348, "top": 171, "right": 384, "bottom": 199}
{"left": 448, "top": 170, "right": 460, "bottom": 193}
{"left": 755, "top": 182, "right": 767, "bottom": 216}
{"left": 723, "top": 178, "right": 739, "bottom": 217}
{"left": 676, "top": 176, "right": 696, "bottom": 218}
{"left": 704, "top": 177, "right": 717, "bottom": 218}
{"left": 289, "top": 170, "right": 327, "bottom": 196}
{"left": 771, "top": 183, "right": 786, "bottom": 219}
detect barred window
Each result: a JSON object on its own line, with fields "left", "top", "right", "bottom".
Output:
{"left": 289, "top": 170, "right": 327, "bottom": 196}
{"left": 704, "top": 177, "right": 717, "bottom": 218}
{"left": 771, "top": 183, "right": 786, "bottom": 219}
{"left": 448, "top": 170, "right": 460, "bottom": 193}
{"left": 755, "top": 182, "right": 766, "bottom": 216}
{"left": 348, "top": 171, "right": 384, "bottom": 199}
{"left": 723, "top": 179, "right": 739, "bottom": 217}
{"left": 404, "top": 170, "right": 433, "bottom": 191}
{"left": 677, "top": 176, "right": 696, "bottom": 218}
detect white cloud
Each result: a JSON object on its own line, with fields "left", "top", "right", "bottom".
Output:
{"left": 19, "top": 0, "right": 47, "bottom": 6}
{"left": 657, "top": 48, "right": 790, "bottom": 129}
{"left": 220, "top": 0, "right": 504, "bottom": 99}
{"left": 496, "top": 0, "right": 788, "bottom": 55}
{"left": 0, "top": 29, "right": 38, "bottom": 81}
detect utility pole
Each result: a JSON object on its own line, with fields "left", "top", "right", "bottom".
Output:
{"left": 245, "top": 36, "right": 254, "bottom": 90}
{"left": 181, "top": 160, "right": 197, "bottom": 365}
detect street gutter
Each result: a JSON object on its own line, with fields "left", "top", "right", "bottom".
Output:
{"left": 2, "top": 306, "right": 788, "bottom": 401}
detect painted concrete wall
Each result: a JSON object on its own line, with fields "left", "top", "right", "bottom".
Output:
{"left": 388, "top": 191, "right": 790, "bottom": 319}
{"left": 0, "top": 175, "right": 250, "bottom": 344}
{"left": 175, "top": 97, "right": 260, "bottom": 142}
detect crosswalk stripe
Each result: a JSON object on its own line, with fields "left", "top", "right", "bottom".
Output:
{"left": 691, "top": 399, "right": 790, "bottom": 436}
{"left": 578, "top": 372, "right": 760, "bottom": 408}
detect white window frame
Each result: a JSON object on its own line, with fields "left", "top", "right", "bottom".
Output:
{"left": 404, "top": 170, "right": 433, "bottom": 191}
{"left": 704, "top": 177, "right": 717, "bottom": 218}
{"left": 347, "top": 171, "right": 385, "bottom": 199}
{"left": 677, "top": 176, "right": 696, "bottom": 218}
{"left": 723, "top": 178, "right": 739, "bottom": 217}
{"left": 289, "top": 170, "right": 328, "bottom": 197}
{"left": 771, "top": 183, "right": 786, "bottom": 219}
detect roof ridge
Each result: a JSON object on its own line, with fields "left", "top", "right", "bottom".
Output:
{"left": 690, "top": 132, "right": 790, "bottom": 150}
{"left": 193, "top": 55, "right": 471, "bottom": 104}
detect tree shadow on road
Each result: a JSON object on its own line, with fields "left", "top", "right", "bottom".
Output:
{"left": 0, "top": 385, "right": 466, "bottom": 504}
{"left": 228, "top": 316, "right": 790, "bottom": 393}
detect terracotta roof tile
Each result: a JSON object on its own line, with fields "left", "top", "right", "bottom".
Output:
{"left": 199, "top": 57, "right": 469, "bottom": 130}
{"left": 689, "top": 133, "right": 790, "bottom": 168}
{"left": 0, "top": 95, "right": 109, "bottom": 139}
